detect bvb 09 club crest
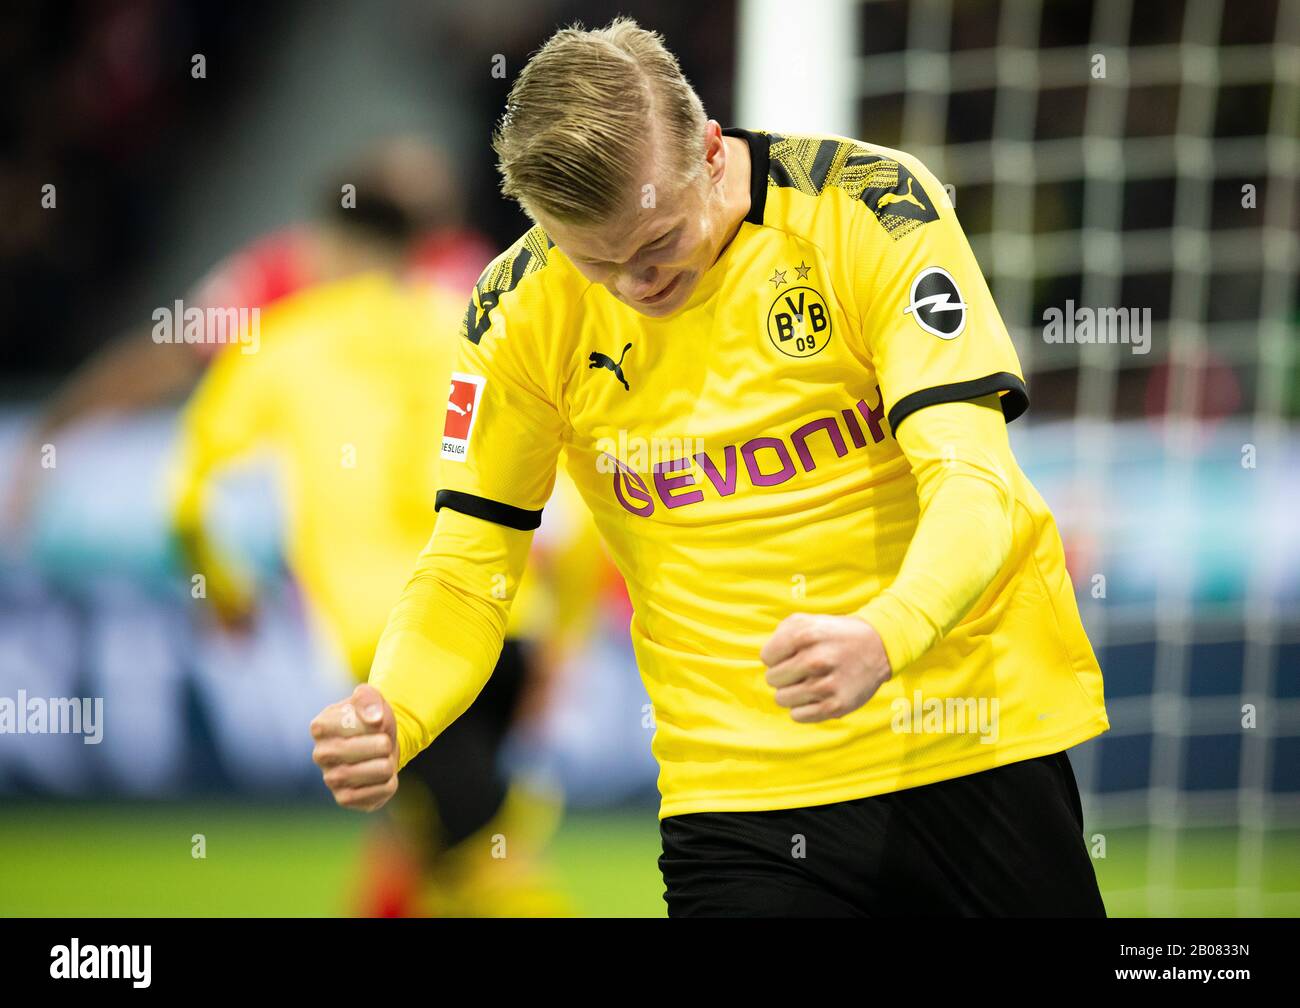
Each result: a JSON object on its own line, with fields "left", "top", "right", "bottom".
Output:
{"left": 767, "top": 286, "right": 832, "bottom": 358}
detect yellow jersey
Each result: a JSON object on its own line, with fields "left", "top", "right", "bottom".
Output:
{"left": 171, "top": 271, "right": 566, "bottom": 676}
{"left": 434, "top": 128, "right": 1109, "bottom": 817}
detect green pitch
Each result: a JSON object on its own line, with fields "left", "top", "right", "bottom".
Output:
{"left": 0, "top": 801, "right": 1295, "bottom": 917}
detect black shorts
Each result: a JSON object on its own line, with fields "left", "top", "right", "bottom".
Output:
{"left": 658, "top": 750, "right": 1105, "bottom": 917}
{"left": 397, "top": 638, "right": 530, "bottom": 849}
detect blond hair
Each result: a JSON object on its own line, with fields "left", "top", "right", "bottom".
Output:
{"left": 492, "top": 18, "right": 708, "bottom": 225}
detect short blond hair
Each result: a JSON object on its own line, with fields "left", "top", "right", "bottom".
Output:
{"left": 492, "top": 18, "right": 708, "bottom": 225}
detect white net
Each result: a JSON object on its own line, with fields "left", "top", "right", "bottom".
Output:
{"left": 836, "top": 0, "right": 1299, "bottom": 914}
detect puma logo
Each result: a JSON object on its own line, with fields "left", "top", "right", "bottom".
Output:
{"left": 876, "top": 176, "right": 926, "bottom": 212}
{"left": 589, "top": 342, "right": 633, "bottom": 391}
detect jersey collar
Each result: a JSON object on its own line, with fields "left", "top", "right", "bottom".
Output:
{"left": 721, "top": 127, "right": 769, "bottom": 226}
{"left": 668, "top": 128, "right": 769, "bottom": 315}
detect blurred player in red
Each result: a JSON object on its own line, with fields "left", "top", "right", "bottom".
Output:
{"left": 3, "top": 136, "right": 492, "bottom": 536}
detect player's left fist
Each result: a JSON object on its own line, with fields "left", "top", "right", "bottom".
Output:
{"left": 760, "top": 613, "right": 893, "bottom": 723}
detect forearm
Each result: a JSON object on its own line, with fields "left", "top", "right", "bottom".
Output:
{"left": 168, "top": 355, "right": 268, "bottom": 614}
{"left": 856, "top": 396, "right": 1016, "bottom": 673}
{"left": 169, "top": 437, "right": 255, "bottom": 620}
{"left": 369, "top": 507, "right": 533, "bottom": 768}
{"left": 39, "top": 332, "right": 203, "bottom": 439}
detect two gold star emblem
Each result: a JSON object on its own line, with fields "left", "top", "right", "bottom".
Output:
{"left": 769, "top": 261, "right": 812, "bottom": 288}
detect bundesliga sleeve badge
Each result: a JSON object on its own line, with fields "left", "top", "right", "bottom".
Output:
{"left": 442, "top": 373, "right": 486, "bottom": 462}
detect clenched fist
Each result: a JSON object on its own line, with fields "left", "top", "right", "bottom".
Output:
{"left": 310, "top": 683, "right": 399, "bottom": 811}
{"left": 760, "top": 613, "right": 893, "bottom": 723}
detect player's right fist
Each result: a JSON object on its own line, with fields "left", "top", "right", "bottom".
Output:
{"left": 310, "top": 683, "right": 399, "bottom": 812}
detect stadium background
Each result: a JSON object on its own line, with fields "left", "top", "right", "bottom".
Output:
{"left": 0, "top": 0, "right": 1296, "bottom": 917}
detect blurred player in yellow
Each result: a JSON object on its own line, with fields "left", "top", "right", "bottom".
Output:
{"left": 2, "top": 136, "right": 491, "bottom": 540}
{"left": 170, "top": 160, "right": 600, "bottom": 917}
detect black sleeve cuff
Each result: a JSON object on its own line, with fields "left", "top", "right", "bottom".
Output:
{"left": 434, "top": 489, "right": 543, "bottom": 531}
{"left": 887, "top": 372, "right": 1029, "bottom": 433}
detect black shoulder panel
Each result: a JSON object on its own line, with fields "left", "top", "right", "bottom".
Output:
{"left": 463, "top": 226, "right": 555, "bottom": 344}
{"left": 766, "top": 133, "right": 940, "bottom": 241}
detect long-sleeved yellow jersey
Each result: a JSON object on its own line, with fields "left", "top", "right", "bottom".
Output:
{"left": 374, "top": 129, "right": 1110, "bottom": 817}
